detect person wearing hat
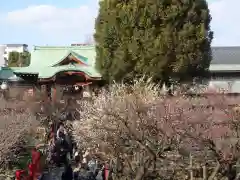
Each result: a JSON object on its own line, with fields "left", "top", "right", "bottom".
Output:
{"left": 56, "top": 122, "right": 67, "bottom": 140}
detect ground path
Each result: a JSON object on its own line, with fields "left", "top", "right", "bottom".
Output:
{"left": 40, "top": 166, "right": 65, "bottom": 180}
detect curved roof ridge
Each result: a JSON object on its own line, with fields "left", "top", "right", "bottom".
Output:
{"left": 71, "top": 51, "right": 89, "bottom": 64}
{"left": 33, "top": 45, "right": 95, "bottom": 50}
{"left": 51, "top": 50, "right": 89, "bottom": 67}
{"left": 51, "top": 50, "right": 72, "bottom": 66}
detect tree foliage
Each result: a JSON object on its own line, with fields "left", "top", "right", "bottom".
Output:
{"left": 8, "top": 51, "right": 31, "bottom": 67}
{"left": 95, "top": 0, "right": 213, "bottom": 84}
{"left": 0, "top": 102, "right": 39, "bottom": 169}
{"left": 73, "top": 81, "right": 240, "bottom": 179}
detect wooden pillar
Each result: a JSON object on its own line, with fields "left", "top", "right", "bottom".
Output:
{"left": 52, "top": 84, "right": 57, "bottom": 102}
{"left": 40, "top": 85, "right": 47, "bottom": 100}
{"left": 32, "top": 85, "right": 36, "bottom": 97}
{"left": 46, "top": 84, "right": 52, "bottom": 101}
{"left": 33, "top": 83, "right": 41, "bottom": 97}
{"left": 37, "top": 84, "right": 42, "bottom": 91}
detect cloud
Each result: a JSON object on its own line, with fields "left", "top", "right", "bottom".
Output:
{"left": 2, "top": 0, "right": 239, "bottom": 46}
{"left": 4, "top": 0, "right": 99, "bottom": 44}
{"left": 209, "top": 0, "right": 240, "bottom": 46}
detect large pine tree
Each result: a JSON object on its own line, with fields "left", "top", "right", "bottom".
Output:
{"left": 94, "top": 0, "right": 213, "bottom": 84}
{"left": 8, "top": 51, "right": 31, "bottom": 67}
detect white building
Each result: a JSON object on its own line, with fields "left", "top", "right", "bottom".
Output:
{"left": 0, "top": 45, "right": 6, "bottom": 67}
{"left": 0, "top": 44, "right": 28, "bottom": 67}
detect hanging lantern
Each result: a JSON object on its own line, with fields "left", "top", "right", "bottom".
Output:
{"left": 161, "top": 83, "right": 168, "bottom": 94}
{"left": 74, "top": 85, "right": 79, "bottom": 91}
{"left": 1, "top": 81, "right": 8, "bottom": 90}
{"left": 83, "top": 91, "right": 91, "bottom": 97}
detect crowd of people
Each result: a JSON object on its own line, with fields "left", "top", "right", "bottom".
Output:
{"left": 15, "top": 119, "right": 110, "bottom": 180}
{"left": 46, "top": 120, "right": 110, "bottom": 180}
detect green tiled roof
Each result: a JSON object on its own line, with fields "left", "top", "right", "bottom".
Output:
{"left": 0, "top": 67, "right": 23, "bottom": 81}
{"left": 14, "top": 64, "right": 101, "bottom": 78}
{"left": 12, "top": 45, "right": 101, "bottom": 79}
{"left": 30, "top": 45, "right": 96, "bottom": 67}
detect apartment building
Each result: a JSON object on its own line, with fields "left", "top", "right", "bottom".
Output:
{"left": 0, "top": 44, "right": 28, "bottom": 67}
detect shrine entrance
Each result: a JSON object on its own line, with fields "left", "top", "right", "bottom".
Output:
{"left": 55, "top": 71, "right": 86, "bottom": 85}
{"left": 38, "top": 71, "right": 95, "bottom": 101}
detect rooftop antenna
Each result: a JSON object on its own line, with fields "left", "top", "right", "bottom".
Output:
{"left": 84, "top": 34, "right": 94, "bottom": 45}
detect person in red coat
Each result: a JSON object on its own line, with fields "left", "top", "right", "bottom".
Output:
{"left": 15, "top": 169, "right": 26, "bottom": 180}
{"left": 28, "top": 163, "right": 34, "bottom": 180}
{"left": 104, "top": 163, "right": 109, "bottom": 180}
{"left": 16, "top": 146, "right": 43, "bottom": 180}
{"left": 28, "top": 147, "right": 41, "bottom": 180}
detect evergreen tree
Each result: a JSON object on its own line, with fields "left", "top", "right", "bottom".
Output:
{"left": 8, "top": 51, "right": 19, "bottom": 67}
{"left": 20, "top": 51, "right": 31, "bottom": 67}
{"left": 94, "top": 0, "right": 213, "bottom": 84}
{"left": 8, "top": 51, "right": 31, "bottom": 67}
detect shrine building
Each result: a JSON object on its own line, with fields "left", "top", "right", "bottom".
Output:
{"left": 0, "top": 45, "right": 102, "bottom": 99}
